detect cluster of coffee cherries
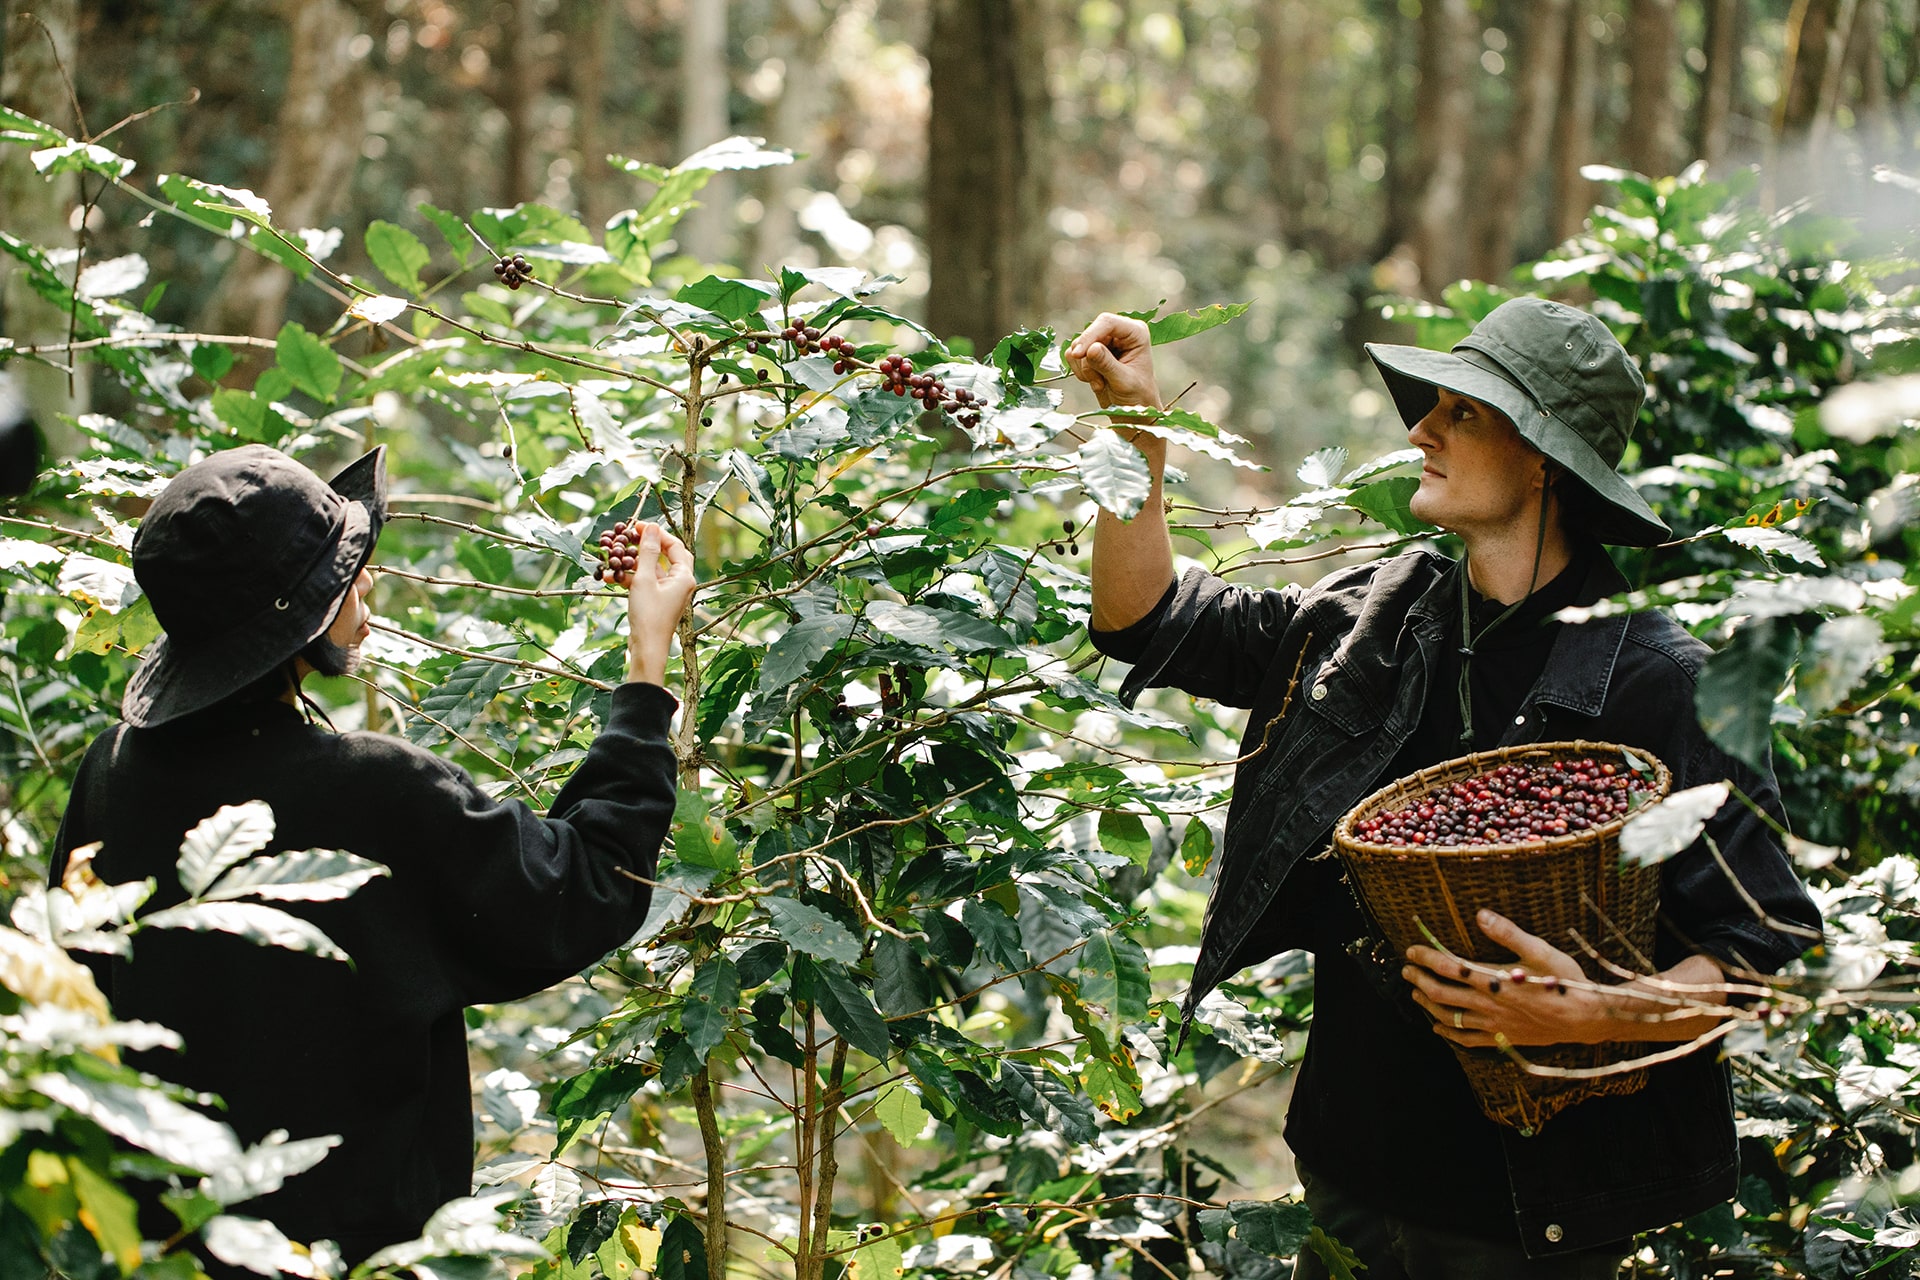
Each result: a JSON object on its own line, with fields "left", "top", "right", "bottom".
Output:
{"left": 492, "top": 253, "right": 534, "bottom": 290}
{"left": 592, "top": 519, "right": 644, "bottom": 587}
{"left": 1353, "top": 757, "right": 1654, "bottom": 848}
{"left": 1044, "top": 517, "right": 1081, "bottom": 556}
{"left": 770, "top": 324, "right": 836, "bottom": 356}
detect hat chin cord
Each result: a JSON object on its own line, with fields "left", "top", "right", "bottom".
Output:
{"left": 1454, "top": 488, "right": 1553, "bottom": 748}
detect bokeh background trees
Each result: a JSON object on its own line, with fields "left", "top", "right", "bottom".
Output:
{"left": 9, "top": 0, "right": 1916, "bottom": 461}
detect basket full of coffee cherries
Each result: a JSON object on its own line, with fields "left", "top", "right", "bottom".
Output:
{"left": 1333, "top": 740, "right": 1672, "bottom": 1132}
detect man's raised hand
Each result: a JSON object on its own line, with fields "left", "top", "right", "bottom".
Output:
{"left": 1066, "top": 313, "right": 1162, "bottom": 411}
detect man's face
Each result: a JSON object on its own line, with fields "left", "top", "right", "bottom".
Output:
{"left": 320, "top": 566, "right": 373, "bottom": 665}
{"left": 1406, "top": 389, "right": 1549, "bottom": 538}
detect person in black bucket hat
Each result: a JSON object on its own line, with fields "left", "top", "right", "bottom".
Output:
{"left": 1065, "top": 301, "right": 1819, "bottom": 1276}
{"left": 122, "top": 443, "right": 389, "bottom": 726}
{"left": 50, "top": 444, "right": 698, "bottom": 1270}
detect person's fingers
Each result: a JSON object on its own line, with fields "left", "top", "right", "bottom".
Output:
{"left": 657, "top": 526, "right": 695, "bottom": 573}
{"left": 1476, "top": 908, "right": 1573, "bottom": 970}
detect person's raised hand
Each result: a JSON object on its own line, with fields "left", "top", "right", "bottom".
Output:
{"left": 1065, "top": 313, "right": 1161, "bottom": 411}
{"left": 624, "top": 522, "right": 697, "bottom": 688}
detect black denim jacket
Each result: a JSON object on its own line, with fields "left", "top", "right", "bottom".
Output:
{"left": 1093, "top": 549, "right": 1823, "bottom": 1256}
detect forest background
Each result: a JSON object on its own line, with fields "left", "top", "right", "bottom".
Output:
{"left": 0, "top": 1, "right": 1918, "bottom": 1278}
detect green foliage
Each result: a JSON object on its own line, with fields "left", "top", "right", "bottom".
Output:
{"left": 8, "top": 101, "right": 1919, "bottom": 1278}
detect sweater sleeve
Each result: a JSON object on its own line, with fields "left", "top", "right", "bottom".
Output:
{"left": 367, "top": 681, "right": 680, "bottom": 1004}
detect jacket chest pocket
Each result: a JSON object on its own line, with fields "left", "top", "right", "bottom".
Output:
{"left": 1296, "top": 650, "right": 1390, "bottom": 737}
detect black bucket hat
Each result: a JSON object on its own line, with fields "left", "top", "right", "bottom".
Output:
{"left": 1365, "top": 297, "right": 1670, "bottom": 546}
{"left": 122, "top": 444, "right": 387, "bottom": 727}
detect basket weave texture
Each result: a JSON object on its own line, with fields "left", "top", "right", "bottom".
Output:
{"left": 1333, "top": 740, "right": 1672, "bottom": 1133}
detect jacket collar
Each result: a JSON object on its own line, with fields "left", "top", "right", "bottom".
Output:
{"left": 1531, "top": 551, "right": 1633, "bottom": 717}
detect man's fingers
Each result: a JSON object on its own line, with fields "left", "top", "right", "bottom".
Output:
{"left": 1476, "top": 908, "right": 1567, "bottom": 966}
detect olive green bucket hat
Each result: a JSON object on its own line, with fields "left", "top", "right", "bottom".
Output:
{"left": 1364, "top": 297, "right": 1670, "bottom": 546}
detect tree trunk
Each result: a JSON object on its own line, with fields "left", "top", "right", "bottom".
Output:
{"left": 752, "top": 0, "right": 831, "bottom": 276}
{"left": 1376, "top": 3, "right": 1422, "bottom": 264}
{"left": 0, "top": 0, "right": 87, "bottom": 423}
{"left": 1471, "top": 0, "right": 1570, "bottom": 278}
{"left": 1779, "top": 0, "right": 1845, "bottom": 135}
{"left": 497, "top": 0, "right": 542, "bottom": 207}
{"left": 1623, "top": 0, "right": 1680, "bottom": 177}
{"left": 1408, "top": 0, "right": 1476, "bottom": 296}
{"left": 1255, "top": 0, "right": 1312, "bottom": 244}
{"left": 204, "top": 0, "right": 372, "bottom": 340}
{"left": 1695, "top": 0, "right": 1741, "bottom": 168}
{"left": 571, "top": 1, "right": 617, "bottom": 231}
{"left": 926, "top": 0, "right": 1052, "bottom": 354}
{"left": 678, "top": 0, "right": 731, "bottom": 265}
{"left": 1549, "top": 0, "right": 1597, "bottom": 243}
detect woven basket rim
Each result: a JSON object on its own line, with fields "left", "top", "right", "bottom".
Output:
{"left": 1335, "top": 739, "right": 1672, "bottom": 859}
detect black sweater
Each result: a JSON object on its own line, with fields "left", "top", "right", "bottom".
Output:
{"left": 51, "top": 681, "right": 678, "bottom": 1264}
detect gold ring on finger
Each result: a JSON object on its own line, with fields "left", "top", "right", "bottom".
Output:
{"left": 1453, "top": 1011, "right": 1465, "bottom": 1029}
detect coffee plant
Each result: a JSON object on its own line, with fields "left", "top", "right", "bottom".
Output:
{"left": 0, "top": 94, "right": 1917, "bottom": 1280}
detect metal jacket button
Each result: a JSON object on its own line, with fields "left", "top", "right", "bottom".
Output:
{"left": 1544, "top": 1224, "right": 1564, "bottom": 1243}
{"left": 1311, "top": 683, "right": 1328, "bottom": 701}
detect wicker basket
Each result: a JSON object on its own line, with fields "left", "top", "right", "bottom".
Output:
{"left": 1332, "top": 740, "right": 1671, "bottom": 1133}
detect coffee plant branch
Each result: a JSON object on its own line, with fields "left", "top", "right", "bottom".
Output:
{"left": 364, "top": 619, "right": 615, "bottom": 691}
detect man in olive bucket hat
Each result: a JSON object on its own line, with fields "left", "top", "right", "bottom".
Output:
{"left": 1066, "top": 299, "right": 1819, "bottom": 1276}
{"left": 50, "top": 444, "right": 697, "bottom": 1269}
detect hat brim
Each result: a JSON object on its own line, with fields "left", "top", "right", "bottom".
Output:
{"left": 1364, "top": 343, "right": 1670, "bottom": 547}
{"left": 121, "top": 446, "right": 387, "bottom": 727}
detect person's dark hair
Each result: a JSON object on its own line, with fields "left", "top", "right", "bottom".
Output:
{"left": 1552, "top": 472, "right": 1612, "bottom": 544}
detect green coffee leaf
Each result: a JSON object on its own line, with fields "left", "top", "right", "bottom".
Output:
{"left": 997, "top": 1059, "right": 1098, "bottom": 1144}
{"left": 960, "top": 898, "right": 1026, "bottom": 972}
{"left": 177, "top": 801, "right": 276, "bottom": 898}
{"left": 568, "top": 1201, "right": 626, "bottom": 1266}
{"left": 656, "top": 1214, "right": 708, "bottom": 1280}
{"left": 418, "top": 202, "right": 477, "bottom": 268}
{"left": 1696, "top": 618, "right": 1800, "bottom": 773}
{"left": 758, "top": 614, "right": 854, "bottom": 693}
{"left": 1180, "top": 816, "right": 1215, "bottom": 876}
{"left": 551, "top": 1062, "right": 648, "bottom": 1153}
{"left": 764, "top": 897, "right": 862, "bottom": 964}
{"left": 814, "top": 962, "right": 890, "bottom": 1059}
{"left": 1079, "top": 1051, "right": 1143, "bottom": 1122}
{"left": 1075, "top": 928, "right": 1151, "bottom": 1025}
{"left": 407, "top": 656, "right": 512, "bottom": 748}
{"left": 675, "top": 275, "right": 775, "bottom": 323}
{"left": 1074, "top": 432, "right": 1153, "bottom": 521}
{"left": 864, "top": 601, "right": 1011, "bottom": 653}
{"left": 1619, "top": 783, "right": 1732, "bottom": 867}
{"left": 848, "top": 1226, "right": 904, "bottom": 1280}
{"left": 872, "top": 934, "right": 929, "bottom": 1017}
{"left": 1196, "top": 1199, "right": 1314, "bottom": 1258}
{"left": 682, "top": 957, "right": 739, "bottom": 1057}
{"left": 1145, "top": 301, "right": 1250, "bottom": 345}
{"left": 139, "top": 901, "right": 348, "bottom": 962}
{"left": 672, "top": 789, "right": 740, "bottom": 873}
{"left": 274, "top": 322, "right": 341, "bottom": 402}
{"left": 873, "top": 1083, "right": 931, "bottom": 1145}
{"left": 1346, "top": 476, "right": 1434, "bottom": 535}
{"left": 200, "top": 848, "right": 388, "bottom": 903}
{"left": 1097, "top": 811, "right": 1152, "bottom": 867}
{"left": 366, "top": 219, "right": 431, "bottom": 293}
